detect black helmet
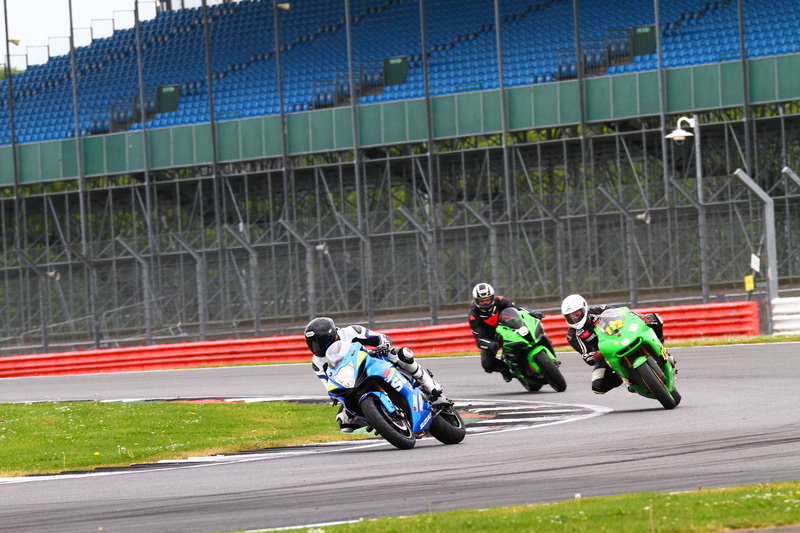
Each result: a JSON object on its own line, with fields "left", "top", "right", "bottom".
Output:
{"left": 472, "top": 282, "right": 496, "bottom": 313}
{"left": 304, "top": 317, "right": 337, "bottom": 358}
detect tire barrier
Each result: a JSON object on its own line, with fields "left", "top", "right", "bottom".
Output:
{"left": 771, "top": 297, "right": 800, "bottom": 335}
{"left": 0, "top": 301, "right": 759, "bottom": 378}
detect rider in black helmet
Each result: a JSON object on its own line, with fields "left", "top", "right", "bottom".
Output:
{"left": 304, "top": 316, "right": 443, "bottom": 432}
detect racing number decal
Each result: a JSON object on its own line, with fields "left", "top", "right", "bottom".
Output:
{"left": 604, "top": 319, "right": 624, "bottom": 335}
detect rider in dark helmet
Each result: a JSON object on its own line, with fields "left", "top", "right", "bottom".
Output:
{"left": 304, "top": 316, "right": 443, "bottom": 432}
{"left": 468, "top": 283, "right": 553, "bottom": 383}
{"left": 561, "top": 293, "right": 671, "bottom": 394}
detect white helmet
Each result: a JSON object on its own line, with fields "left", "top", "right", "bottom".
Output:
{"left": 561, "top": 294, "right": 588, "bottom": 330}
{"left": 472, "top": 282, "right": 496, "bottom": 312}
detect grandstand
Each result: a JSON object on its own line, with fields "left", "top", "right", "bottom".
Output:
{"left": 0, "top": 0, "right": 799, "bottom": 354}
{"left": 2, "top": 0, "right": 798, "bottom": 142}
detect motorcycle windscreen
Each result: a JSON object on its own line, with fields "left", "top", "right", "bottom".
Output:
{"left": 325, "top": 340, "right": 354, "bottom": 368}
{"left": 596, "top": 308, "right": 627, "bottom": 336}
{"left": 498, "top": 307, "right": 524, "bottom": 329}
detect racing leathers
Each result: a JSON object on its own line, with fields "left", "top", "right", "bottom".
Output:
{"left": 566, "top": 305, "right": 666, "bottom": 394}
{"left": 310, "top": 324, "right": 443, "bottom": 431}
{"left": 468, "top": 297, "right": 554, "bottom": 380}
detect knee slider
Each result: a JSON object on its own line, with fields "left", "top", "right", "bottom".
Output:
{"left": 392, "top": 347, "right": 415, "bottom": 365}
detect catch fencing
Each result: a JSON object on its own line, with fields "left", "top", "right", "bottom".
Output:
{"left": 0, "top": 301, "right": 759, "bottom": 378}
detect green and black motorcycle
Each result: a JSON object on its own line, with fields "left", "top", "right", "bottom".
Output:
{"left": 594, "top": 306, "right": 681, "bottom": 409}
{"left": 495, "top": 307, "right": 567, "bottom": 392}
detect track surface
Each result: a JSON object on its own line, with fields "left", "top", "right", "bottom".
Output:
{"left": 0, "top": 344, "right": 798, "bottom": 533}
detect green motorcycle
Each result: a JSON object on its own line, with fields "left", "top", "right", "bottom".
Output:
{"left": 594, "top": 306, "right": 681, "bottom": 409}
{"left": 495, "top": 307, "right": 567, "bottom": 392}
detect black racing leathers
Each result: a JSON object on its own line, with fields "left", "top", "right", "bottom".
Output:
{"left": 468, "top": 297, "right": 555, "bottom": 375}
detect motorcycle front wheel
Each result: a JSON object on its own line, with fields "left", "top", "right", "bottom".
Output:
{"left": 520, "top": 379, "right": 543, "bottom": 392}
{"left": 361, "top": 394, "right": 416, "bottom": 449}
{"left": 637, "top": 359, "right": 678, "bottom": 410}
{"left": 533, "top": 352, "right": 567, "bottom": 392}
{"left": 429, "top": 405, "right": 466, "bottom": 445}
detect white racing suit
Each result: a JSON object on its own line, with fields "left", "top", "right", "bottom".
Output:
{"left": 310, "top": 324, "right": 443, "bottom": 432}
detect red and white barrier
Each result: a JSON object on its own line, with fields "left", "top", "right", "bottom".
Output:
{"left": 772, "top": 297, "right": 800, "bottom": 335}
{"left": 0, "top": 301, "right": 759, "bottom": 379}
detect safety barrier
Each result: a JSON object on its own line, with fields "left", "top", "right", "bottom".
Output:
{"left": 0, "top": 301, "right": 759, "bottom": 379}
{"left": 772, "top": 297, "right": 800, "bottom": 335}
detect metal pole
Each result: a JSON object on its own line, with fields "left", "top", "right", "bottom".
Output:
{"left": 202, "top": 0, "right": 221, "bottom": 218}
{"left": 202, "top": 0, "right": 227, "bottom": 318}
{"left": 273, "top": 2, "right": 290, "bottom": 212}
{"left": 734, "top": 169, "right": 777, "bottom": 334}
{"left": 344, "top": 0, "right": 373, "bottom": 325}
{"left": 3, "top": 0, "right": 21, "bottom": 249}
{"left": 692, "top": 115, "right": 710, "bottom": 303}
{"left": 737, "top": 0, "right": 752, "bottom": 174}
{"left": 654, "top": 0, "right": 670, "bottom": 199}
{"left": 134, "top": 1, "right": 156, "bottom": 259}
{"left": 493, "top": 0, "right": 512, "bottom": 220}
{"left": 68, "top": 0, "right": 100, "bottom": 348}
{"left": 418, "top": 0, "right": 439, "bottom": 324}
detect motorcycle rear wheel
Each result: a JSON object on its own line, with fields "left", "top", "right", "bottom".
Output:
{"left": 361, "top": 394, "right": 416, "bottom": 449}
{"left": 429, "top": 405, "right": 466, "bottom": 445}
{"left": 638, "top": 360, "right": 677, "bottom": 410}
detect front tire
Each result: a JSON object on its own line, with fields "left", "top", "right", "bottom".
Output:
{"left": 429, "top": 405, "right": 466, "bottom": 445}
{"left": 520, "top": 380, "right": 543, "bottom": 392}
{"left": 533, "top": 352, "right": 567, "bottom": 392}
{"left": 361, "top": 394, "right": 416, "bottom": 449}
{"left": 638, "top": 360, "right": 677, "bottom": 410}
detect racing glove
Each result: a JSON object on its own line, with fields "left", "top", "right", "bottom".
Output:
{"left": 582, "top": 350, "right": 602, "bottom": 365}
{"left": 373, "top": 342, "right": 391, "bottom": 358}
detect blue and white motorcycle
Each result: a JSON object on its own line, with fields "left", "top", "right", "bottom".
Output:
{"left": 325, "top": 341, "right": 466, "bottom": 450}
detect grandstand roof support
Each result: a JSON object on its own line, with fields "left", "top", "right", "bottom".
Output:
{"left": 418, "top": 0, "right": 440, "bottom": 324}
{"left": 736, "top": 0, "right": 753, "bottom": 175}
{"left": 133, "top": 0, "right": 158, "bottom": 274}
{"left": 273, "top": 1, "right": 291, "bottom": 221}
{"left": 344, "top": 0, "right": 373, "bottom": 326}
{"left": 3, "top": 0, "right": 20, "bottom": 251}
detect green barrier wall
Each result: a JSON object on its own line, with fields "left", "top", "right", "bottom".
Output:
{"left": 1, "top": 54, "right": 798, "bottom": 185}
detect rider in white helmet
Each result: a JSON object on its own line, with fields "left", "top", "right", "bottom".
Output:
{"left": 561, "top": 294, "right": 668, "bottom": 394}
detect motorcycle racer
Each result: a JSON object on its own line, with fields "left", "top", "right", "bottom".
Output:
{"left": 468, "top": 282, "right": 554, "bottom": 382}
{"left": 561, "top": 293, "right": 669, "bottom": 394}
{"left": 304, "top": 317, "right": 443, "bottom": 432}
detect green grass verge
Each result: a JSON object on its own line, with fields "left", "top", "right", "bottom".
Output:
{"left": 230, "top": 482, "right": 800, "bottom": 533}
{"left": 0, "top": 400, "right": 364, "bottom": 477}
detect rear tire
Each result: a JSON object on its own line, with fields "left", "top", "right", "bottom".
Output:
{"left": 429, "top": 406, "right": 466, "bottom": 445}
{"left": 638, "top": 361, "right": 677, "bottom": 410}
{"left": 533, "top": 352, "right": 567, "bottom": 392}
{"left": 361, "top": 394, "right": 416, "bottom": 449}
